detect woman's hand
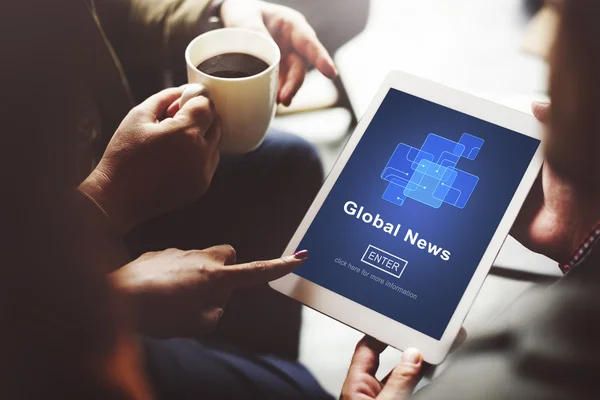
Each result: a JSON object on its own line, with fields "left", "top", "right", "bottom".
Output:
{"left": 511, "top": 102, "right": 600, "bottom": 263}
{"left": 79, "top": 85, "right": 220, "bottom": 235}
{"left": 341, "top": 337, "right": 423, "bottom": 400}
{"left": 220, "top": 0, "right": 338, "bottom": 106}
{"left": 111, "top": 246, "right": 308, "bottom": 338}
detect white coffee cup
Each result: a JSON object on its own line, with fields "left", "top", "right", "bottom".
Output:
{"left": 181, "top": 28, "right": 281, "bottom": 154}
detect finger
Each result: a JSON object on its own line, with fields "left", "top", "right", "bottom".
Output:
{"left": 279, "top": 53, "right": 307, "bottom": 106}
{"left": 265, "top": 16, "right": 293, "bottom": 105}
{"left": 277, "top": 56, "right": 289, "bottom": 105}
{"left": 222, "top": 250, "right": 308, "bottom": 287}
{"left": 198, "top": 306, "right": 225, "bottom": 334}
{"left": 204, "top": 116, "right": 222, "bottom": 149}
{"left": 166, "top": 98, "right": 180, "bottom": 119}
{"left": 348, "top": 336, "right": 387, "bottom": 377}
{"left": 138, "top": 87, "right": 186, "bottom": 119}
{"left": 532, "top": 101, "right": 551, "bottom": 124}
{"left": 203, "top": 117, "right": 221, "bottom": 178}
{"left": 203, "top": 131, "right": 221, "bottom": 188}
{"left": 167, "top": 84, "right": 192, "bottom": 118}
{"left": 274, "top": 21, "right": 293, "bottom": 104}
{"left": 202, "top": 245, "right": 237, "bottom": 265}
{"left": 288, "top": 19, "right": 337, "bottom": 78}
{"left": 269, "top": 16, "right": 293, "bottom": 58}
{"left": 378, "top": 348, "right": 423, "bottom": 400}
{"left": 168, "top": 95, "right": 215, "bottom": 137}
{"left": 208, "top": 144, "right": 221, "bottom": 179}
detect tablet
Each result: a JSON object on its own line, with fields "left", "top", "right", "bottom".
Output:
{"left": 270, "top": 71, "right": 543, "bottom": 364}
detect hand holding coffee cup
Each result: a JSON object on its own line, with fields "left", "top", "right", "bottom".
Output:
{"left": 180, "top": 28, "right": 280, "bottom": 154}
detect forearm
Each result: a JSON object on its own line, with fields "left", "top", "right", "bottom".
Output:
{"left": 73, "top": 188, "right": 130, "bottom": 273}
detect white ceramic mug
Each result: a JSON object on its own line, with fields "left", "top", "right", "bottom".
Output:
{"left": 181, "top": 28, "right": 281, "bottom": 154}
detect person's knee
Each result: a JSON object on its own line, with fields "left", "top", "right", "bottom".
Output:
{"left": 276, "top": 133, "right": 324, "bottom": 196}
{"left": 294, "top": 139, "right": 324, "bottom": 186}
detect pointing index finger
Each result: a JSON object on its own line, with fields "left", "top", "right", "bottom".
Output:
{"left": 222, "top": 250, "right": 308, "bottom": 287}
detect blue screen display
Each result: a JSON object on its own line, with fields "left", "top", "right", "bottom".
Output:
{"left": 294, "top": 88, "right": 540, "bottom": 340}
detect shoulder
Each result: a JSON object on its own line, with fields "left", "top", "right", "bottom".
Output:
{"left": 416, "top": 282, "right": 600, "bottom": 399}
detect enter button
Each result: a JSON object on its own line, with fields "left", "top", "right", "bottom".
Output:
{"left": 360, "top": 245, "right": 408, "bottom": 279}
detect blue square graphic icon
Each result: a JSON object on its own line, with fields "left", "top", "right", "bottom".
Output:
{"left": 446, "top": 170, "right": 479, "bottom": 209}
{"left": 382, "top": 182, "right": 407, "bottom": 206}
{"left": 422, "top": 159, "right": 448, "bottom": 181}
{"left": 444, "top": 187, "right": 461, "bottom": 205}
{"left": 381, "top": 144, "right": 432, "bottom": 187}
{"left": 404, "top": 172, "right": 444, "bottom": 208}
{"left": 433, "top": 168, "right": 458, "bottom": 201}
{"left": 382, "top": 132, "right": 484, "bottom": 210}
{"left": 459, "top": 133, "right": 484, "bottom": 161}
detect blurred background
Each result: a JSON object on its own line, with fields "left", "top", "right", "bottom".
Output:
{"left": 271, "top": 0, "right": 559, "bottom": 394}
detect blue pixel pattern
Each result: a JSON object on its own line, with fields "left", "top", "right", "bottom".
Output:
{"left": 381, "top": 133, "right": 484, "bottom": 209}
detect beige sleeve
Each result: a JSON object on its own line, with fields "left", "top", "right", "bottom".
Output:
{"left": 94, "top": 0, "right": 212, "bottom": 99}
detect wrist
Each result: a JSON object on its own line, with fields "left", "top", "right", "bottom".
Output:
{"left": 109, "top": 266, "right": 138, "bottom": 298}
{"left": 109, "top": 267, "right": 144, "bottom": 330}
{"left": 560, "top": 222, "right": 600, "bottom": 273}
{"left": 78, "top": 170, "right": 134, "bottom": 236}
{"left": 544, "top": 225, "right": 597, "bottom": 266}
{"left": 564, "top": 219, "right": 600, "bottom": 267}
{"left": 109, "top": 265, "right": 158, "bottom": 336}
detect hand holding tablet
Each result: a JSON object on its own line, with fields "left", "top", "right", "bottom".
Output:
{"left": 271, "top": 71, "right": 543, "bottom": 364}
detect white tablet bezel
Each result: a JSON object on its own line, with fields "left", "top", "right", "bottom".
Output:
{"left": 269, "top": 70, "right": 544, "bottom": 364}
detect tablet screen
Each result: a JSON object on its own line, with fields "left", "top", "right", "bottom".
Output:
{"left": 294, "top": 88, "right": 541, "bottom": 340}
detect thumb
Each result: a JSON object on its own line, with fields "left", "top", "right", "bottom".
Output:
{"left": 166, "top": 98, "right": 180, "bottom": 119}
{"left": 378, "top": 348, "right": 423, "bottom": 400}
{"left": 137, "top": 87, "right": 186, "bottom": 120}
{"left": 164, "top": 95, "right": 215, "bottom": 137}
{"left": 197, "top": 306, "right": 225, "bottom": 334}
{"left": 532, "top": 101, "right": 551, "bottom": 124}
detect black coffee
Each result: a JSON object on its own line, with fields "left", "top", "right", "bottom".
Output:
{"left": 197, "top": 52, "right": 269, "bottom": 79}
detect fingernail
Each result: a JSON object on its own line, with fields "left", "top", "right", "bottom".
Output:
{"left": 280, "top": 87, "right": 290, "bottom": 104}
{"left": 216, "top": 308, "right": 224, "bottom": 319}
{"left": 330, "top": 63, "right": 339, "bottom": 77}
{"left": 401, "top": 348, "right": 422, "bottom": 365}
{"left": 187, "top": 83, "right": 202, "bottom": 91}
{"left": 293, "top": 250, "right": 308, "bottom": 260}
{"left": 320, "top": 55, "right": 338, "bottom": 77}
{"left": 532, "top": 100, "right": 550, "bottom": 106}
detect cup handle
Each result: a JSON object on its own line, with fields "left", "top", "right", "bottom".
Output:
{"left": 180, "top": 83, "right": 209, "bottom": 109}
